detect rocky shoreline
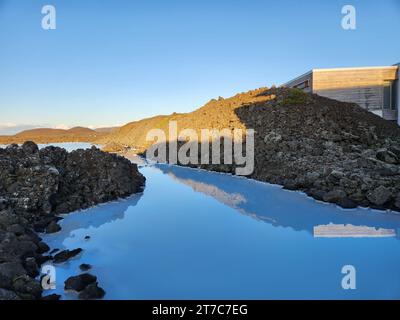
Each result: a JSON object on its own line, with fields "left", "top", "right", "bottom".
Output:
{"left": 0, "top": 142, "right": 145, "bottom": 300}
{"left": 141, "top": 88, "right": 400, "bottom": 213}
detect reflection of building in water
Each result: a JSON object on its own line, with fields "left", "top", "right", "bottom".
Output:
{"left": 157, "top": 164, "right": 400, "bottom": 238}
{"left": 314, "top": 223, "right": 396, "bottom": 238}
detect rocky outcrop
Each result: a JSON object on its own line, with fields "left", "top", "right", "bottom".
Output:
{"left": 0, "top": 142, "right": 145, "bottom": 299}
{"left": 78, "top": 282, "right": 105, "bottom": 299}
{"left": 53, "top": 249, "right": 83, "bottom": 264}
{"left": 64, "top": 273, "right": 105, "bottom": 299}
{"left": 64, "top": 273, "right": 97, "bottom": 292}
{"left": 139, "top": 87, "right": 400, "bottom": 212}
{"left": 233, "top": 89, "right": 400, "bottom": 212}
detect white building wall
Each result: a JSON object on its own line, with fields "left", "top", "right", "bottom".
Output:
{"left": 398, "top": 76, "right": 400, "bottom": 126}
{"left": 395, "top": 64, "right": 400, "bottom": 126}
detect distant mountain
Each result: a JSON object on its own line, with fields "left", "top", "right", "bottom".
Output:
{"left": 15, "top": 128, "right": 72, "bottom": 137}
{"left": 94, "top": 126, "right": 119, "bottom": 133}
{"left": 0, "top": 126, "right": 105, "bottom": 144}
{"left": 66, "top": 126, "right": 97, "bottom": 134}
{"left": 0, "top": 124, "right": 43, "bottom": 136}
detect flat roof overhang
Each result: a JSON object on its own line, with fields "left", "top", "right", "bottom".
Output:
{"left": 282, "top": 70, "right": 312, "bottom": 87}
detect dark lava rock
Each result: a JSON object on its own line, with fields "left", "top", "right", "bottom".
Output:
{"left": 24, "top": 257, "right": 39, "bottom": 278}
{"left": 53, "top": 248, "right": 83, "bottom": 263}
{"left": 0, "top": 262, "right": 26, "bottom": 289}
{"left": 47, "top": 145, "right": 146, "bottom": 214}
{"left": 45, "top": 221, "right": 61, "bottom": 234}
{"left": 337, "top": 198, "right": 357, "bottom": 209}
{"left": 12, "top": 275, "right": 43, "bottom": 300}
{"left": 21, "top": 141, "right": 39, "bottom": 154}
{"left": 36, "top": 255, "right": 52, "bottom": 265}
{"left": 366, "top": 186, "right": 391, "bottom": 206}
{"left": 7, "top": 224, "right": 25, "bottom": 236}
{"left": 0, "top": 142, "right": 145, "bottom": 299}
{"left": 0, "top": 141, "right": 145, "bottom": 222}
{"left": 376, "top": 149, "right": 399, "bottom": 164}
{"left": 322, "top": 190, "right": 347, "bottom": 203}
{"left": 79, "top": 263, "right": 92, "bottom": 271}
{"left": 78, "top": 282, "right": 105, "bottom": 300}
{"left": 308, "top": 190, "right": 326, "bottom": 201}
{"left": 37, "top": 241, "right": 50, "bottom": 254}
{"left": 0, "top": 198, "right": 8, "bottom": 211}
{"left": 41, "top": 294, "right": 61, "bottom": 300}
{"left": 0, "top": 288, "right": 21, "bottom": 300}
{"left": 64, "top": 274, "right": 97, "bottom": 292}
{"left": 395, "top": 193, "right": 400, "bottom": 210}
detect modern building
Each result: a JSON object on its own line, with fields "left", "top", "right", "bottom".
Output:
{"left": 283, "top": 64, "right": 400, "bottom": 125}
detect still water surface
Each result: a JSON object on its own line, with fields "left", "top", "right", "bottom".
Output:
{"left": 36, "top": 143, "right": 400, "bottom": 299}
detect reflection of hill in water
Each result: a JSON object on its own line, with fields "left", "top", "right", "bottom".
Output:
{"left": 157, "top": 164, "right": 400, "bottom": 238}
{"left": 167, "top": 177, "right": 247, "bottom": 208}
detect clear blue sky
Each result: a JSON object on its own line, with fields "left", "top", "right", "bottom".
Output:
{"left": 0, "top": 0, "right": 399, "bottom": 133}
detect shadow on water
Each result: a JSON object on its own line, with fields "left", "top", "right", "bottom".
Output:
{"left": 155, "top": 163, "right": 400, "bottom": 238}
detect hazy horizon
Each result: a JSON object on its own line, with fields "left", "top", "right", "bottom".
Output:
{"left": 1, "top": 0, "right": 399, "bottom": 134}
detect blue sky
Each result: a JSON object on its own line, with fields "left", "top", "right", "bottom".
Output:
{"left": 0, "top": 0, "right": 399, "bottom": 133}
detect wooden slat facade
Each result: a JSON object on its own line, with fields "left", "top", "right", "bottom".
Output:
{"left": 314, "top": 85, "right": 384, "bottom": 112}
{"left": 312, "top": 67, "right": 398, "bottom": 91}
{"left": 313, "top": 67, "right": 398, "bottom": 115}
{"left": 284, "top": 66, "right": 399, "bottom": 123}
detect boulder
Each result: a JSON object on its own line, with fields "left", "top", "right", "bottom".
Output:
{"left": 337, "top": 198, "right": 357, "bottom": 209}
{"left": 0, "top": 288, "right": 21, "bottom": 300}
{"left": 0, "top": 261, "right": 26, "bottom": 289}
{"left": 322, "top": 190, "right": 347, "bottom": 203}
{"left": 45, "top": 221, "right": 61, "bottom": 234}
{"left": 0, "top": 198, "right": 8, "bottom": 211}
{"left": 64, "top": 274, "right": 97, "bottom": 292}
{"left": 53, "top": 248, "right": 83, "bottom": 263}
{"left": 6, "top": 224, "right": 25, "bottom": 236}
{"left": 12, "top": 275, "right": 42, "bottom": 300}
{"left": 49, "top": 248, "right": 59, "bottom": 255}
{"left": 376, "top": 149, "right": 399, "bottom": 164}
{"left": 394, "top": 193, "right": 400, "bottom": 210}
{"left": 78, "top": 282, "right": 105, "bottom": 300}
{"left": 366, "top": 186, "right": 391, "bottom": 206}
{"left": 264, "top": 131, "right": 282, "bottom": 143}
{"left": 41, "top": 294, "right": 61, "bottom": 300}
{"left": 23, "top": 257, "right": 39, "bottom": 278}
{"left": 21, "top": 141, "right": 39, "bottom": 154}
{"left": 79, "top": 263, "right": 92, "bottom": 271}
{"left": 37, "top": 242, "right": 50, "bottom": 254}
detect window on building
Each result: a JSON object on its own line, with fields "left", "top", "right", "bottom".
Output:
{"left": 392, "top": 80, "right": 398, "bottom": 111}
{"left": 383, "top": 81, "right": 392, "bottom": 109}
{"left": 294, "top": 80, "right": 310, "bottom": 90}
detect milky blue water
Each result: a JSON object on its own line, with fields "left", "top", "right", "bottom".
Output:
{"left": 38, "top": 144, "right": 400, "bottom": 300}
